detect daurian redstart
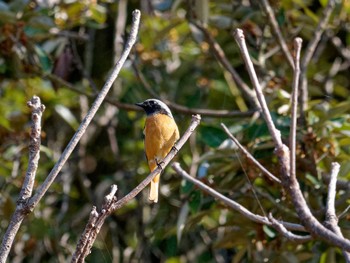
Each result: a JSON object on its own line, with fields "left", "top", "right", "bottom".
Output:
{"left": 136, "top": 99, "right": 180, "bottom": 203}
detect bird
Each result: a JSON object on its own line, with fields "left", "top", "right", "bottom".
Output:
{"left": 136, "top": 99, "right": 180, "bottom": 203}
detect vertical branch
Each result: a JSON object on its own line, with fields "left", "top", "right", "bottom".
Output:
{"left": 0, "top": 96, "right": 45, "bottom": 263}
{"left": 289, "top": 38, "right": 302, "bottom": 180}
{"left": 324, "top": 162, "right": 350, "bottom": 261}
{"left": 19, "top": 96, "right": 45, "bottom": 200}
{"left": 260, "top": 0, "right": 294, "bottom": 68}
{"left": 299, "top": 0, "right": 336, "bottom": 123}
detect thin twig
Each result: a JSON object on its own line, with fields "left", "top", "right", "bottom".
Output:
{"left": 289, "top": 38, "right": 302, "bottom": 181}
{"left": 172, "top": 162, "right": 306, "bottom": 232}
{"left": 299, "top": 0, "right": 336, "bottom": 123}
{"left": 132, "top": 62, "right": 256, "bottom": 118}
{"left": 233, "top": 28, "right": 283, "bottom": 148}
{"left": 191, "top": 22, "right": 260, "bottom": 109}
{"left": 260, "top": 0, "right": 294, "bottom": 68}
{"left": 324, "top": 162, "right": 350, "bottom": 261}
{"left": 220, "top": 123, "right": 281, "bottom": 184}
{"left": 72, "top": 114, "right": 201, "bottom": 262}
{"left": 268, "top": 213, "right": 312, "bottom": 243}
{"left": 0, "top": 96, "right": 45, "bottom": 262}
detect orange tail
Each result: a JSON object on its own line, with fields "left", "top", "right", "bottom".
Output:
{"left": 149, "top": 174, "right": 160, "bottom": 203}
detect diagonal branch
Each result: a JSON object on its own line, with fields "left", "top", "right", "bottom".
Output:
{"left": 72, "top": 114, "right": 201, "bottom": 262}
{"left": 260, "top": 0, "right": 294, "bottom": 68}
{"left": 299, "top": 0, "right": 336, "bottom": 123}
{"left": 0, "top": 9, "right": 141, "bottom": 263}
{"left": 132, "top": 62, "right": 256, "bottom": 118}
{"left": 172, "top": 162, "right": 306, "bottom": 232}
{"left": 220, "top": 123, "right": 281, "bottom": 184}
{"left": 233, "top": 28, "right": 283, "bottom": 149}
{"left": 28, "top": 9, "right": 141, "bottom": 209}
{"left": 191, "top": 22, "right": 260, "bottom": 109}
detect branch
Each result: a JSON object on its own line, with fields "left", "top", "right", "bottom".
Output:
{"left": 300, "top": 0, "right": 335, "bottom": 69}
{"left": 0, "top": 96, "right": 45, "bottom": 262}
{"left": 299, "top": 0, "right": 336, "bottom": 123}
{"left": 191, "top": 22, "right": 260, "bottom": 109}
{"left": 233, "top": 28, "right": 283, "bottom": 148}
{"left": 268, "top": 214, "right": 312, "bottom": 243}
{"left": 0, "top": 9, "right": 141, "bottom": 263}
{"left": 324, "top": 163, "right": 350, "bottom": 261}
{"left": 234, "top": 28, "right": 350, "bottom": 252}
{"left": 289, "top": 38, "right": 302, "bottom": 181}
{"left": 220, "top": 123, "right": 281, "bottom": 184}
{"left": 172, "top": 162, "right": 306, "bottom": 232}
{"left": 260, "top": 0, "right": 294, "bottom": 68}
{"left": 72, "top": 114, "right": 201, "bottom": 262}
{"left": 28, "top": 9, "right": 141, "bottom": 208}
{"left": 132, "top": 62, "right": 256, "bottom": 118}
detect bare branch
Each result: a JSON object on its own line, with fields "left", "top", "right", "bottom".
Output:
{"left": 289, "top": 38, "right": 302, "bottom": 181}
{"left": 220, "top": 123, "right": 281, "bottom": 184}
{"left": 20, "top": 96, "right": 46, "bottom": 200}
{"left": 268, "top": 214, "right": 312, "bottom": 243}
{"left": 191, "top": 22, "right": 260, "bottom": 109}
{"left": 28, "top": 9, "right": 141, "bottom": 209}
{"left": 233, "top": 28, "right": 283, "bottom": 148}
{"left": 72, "top": 114, "right": 201, "bottom": 262}
{"left": 301, "top": 0, "right": 335, "bottom": 69}
{"left": 325, "top": 162, "right": 340, "bottom": 224}
{"left": 132, "top": 62, "right": 256, "bottom": 118}
{"left": 0, "top": 96, "right": 45, "bottom": 262}
{"left": 299, "top": 0, "right": 336, "bottom": 123}
{"left": 234, "top": 28, "right": 350, "bottom": 252}
{"left": 260, "top": 0, "right": 294, "bottom": 68}
{"left": 172, "top": 162, "right": 306, "bottom": 232}
{"left": 0, "top": 9, "right": 141, "bottom": 263}
{"left": 324, "top": 162, "right": 350, "bottom": 261}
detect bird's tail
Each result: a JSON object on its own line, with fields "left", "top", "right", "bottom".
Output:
{"left": 149, "top": 173, "right": 160, "bottom": 203}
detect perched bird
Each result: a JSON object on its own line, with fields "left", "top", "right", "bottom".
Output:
{"left": 136, "top": 99, "right": 180, "bottom": 203}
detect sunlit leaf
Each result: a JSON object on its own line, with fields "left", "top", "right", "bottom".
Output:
{"left": 54, "top": 105, "right": 79, "bottom": 130}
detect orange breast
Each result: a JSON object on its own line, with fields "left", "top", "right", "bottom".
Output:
{"left": 144, "top": 114, "right": 180, "bottom": 171}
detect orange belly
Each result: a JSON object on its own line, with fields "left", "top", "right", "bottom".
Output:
{"left": 144, "top": 114, "right": 180, "bottom": 171}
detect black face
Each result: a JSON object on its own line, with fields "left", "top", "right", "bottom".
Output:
{"left": 135, "top": 99, "right": 172, "bottom": 117}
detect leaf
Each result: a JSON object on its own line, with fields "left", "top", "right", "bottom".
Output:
{"left": 177, "top": 202, "right": 189, "bottom": 243}
{"left": 54, "top": 105, "right": 79, "bottom": 130}
{"left": 263, "top": 225, "right": 276, "bottom": 238}
{"left": 199, "top": 125, "right": 228, "bottom": 148}
{"left": 189, "top": 190, "right": 202, "bottom": 214}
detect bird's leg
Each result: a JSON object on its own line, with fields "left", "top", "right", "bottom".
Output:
{"left": 171, "top": 143, "right": 179, "bottom": 154}
{"left": 156, "top": 158, "right": 165, "bottom": 171}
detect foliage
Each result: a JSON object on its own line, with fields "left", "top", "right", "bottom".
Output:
{"left": 0, "top": 0, "right": 350, "bottom": 262}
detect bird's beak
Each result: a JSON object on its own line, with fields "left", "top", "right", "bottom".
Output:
{"left": 135, "top": 102, "right": 143, "bottom": 108}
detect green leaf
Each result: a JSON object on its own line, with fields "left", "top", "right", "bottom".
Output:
{"left": 189, "top": 190, "right": 202, "bottom": 214}
{"left": 199, "top": 125, "right": 228, "bottom": 148}
{"left": 54, "top": 105, "right": 79, "bottom": 130}
{"left": 263, "top": 225, "right": 276, "bottom": 238}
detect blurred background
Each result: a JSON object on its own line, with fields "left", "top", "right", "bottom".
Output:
{"left": 0, "top": 0, "right": 350, "bottom": 262}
